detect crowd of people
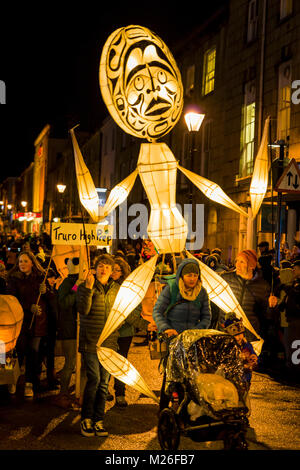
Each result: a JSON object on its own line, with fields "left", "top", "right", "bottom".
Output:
{"left": 0, "top": 230, "right": 299, "bottom": 437}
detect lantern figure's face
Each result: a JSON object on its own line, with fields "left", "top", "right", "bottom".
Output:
{"left": 100, "top": 25, "right": 183, "bottom": 141}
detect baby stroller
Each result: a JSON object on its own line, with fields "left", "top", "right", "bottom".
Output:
{"left": 157, "top": 329, "right": 250, "bottom": 450}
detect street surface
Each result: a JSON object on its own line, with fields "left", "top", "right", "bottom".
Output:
{"left": 0, "top": 336, "right": 299, "bottom": 451}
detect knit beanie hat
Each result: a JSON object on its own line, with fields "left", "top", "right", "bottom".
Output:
{"left": 181, "top": 261, "right": 200, "bottom": 277}
{"left": 237, "top": 249, "right": 257, "bottom": 270}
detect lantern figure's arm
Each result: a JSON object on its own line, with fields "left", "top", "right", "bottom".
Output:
{"left": 186, "top": 250, "right": 263, "bottom": 355}
{"left": 97, "top": 347, "right": 159, "bottom": 403}
{"left": 178, "top": 165, "right": 249, "bottom": 218}
{"left": 70, "top": 126, "right": 100, "bottom": 222}
{"left": 100, "top": 169, "right": 138, "bottom": 220}
{"left": 97, "top": 255, "right": 158, "bottom": 347}
{"left": 249, "top": 116, "right": 271, "bottom": 219}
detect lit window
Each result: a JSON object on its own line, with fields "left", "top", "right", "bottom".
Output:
{"left": 278, "top": 63, "right": 291, "bottom": 141}
{"left": 202, "top": 48, "right": 216, "bottom": 96}
{"left": 247, "top": 0, "right": 258, "bottom": 43}
{"left": 280, "top": 0, "right": 293, "bottom": 19}
{"left": 240, "top": 83, "right": 256, "bottom": 177}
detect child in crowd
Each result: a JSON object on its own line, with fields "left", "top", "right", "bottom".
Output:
{"left": 222, "top": 313, "right": 258, "bottom": 390}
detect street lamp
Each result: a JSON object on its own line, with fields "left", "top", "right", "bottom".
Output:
{"left": 56, "top": 184, "right": 66, "bottom": 221}
{"left": 184, "top": 110, "right": 205, "bottom": 206}
{"left": 268, "top": 139, "right": 287, "bottom": 267}
{"left": 21, "top": 201, "right": 27, "bottom": 208}
{"left": 56, "top": 184, "right": 66, "bottom": 194}
{"left": 7, "top": 204, "right": 12, "bottom": 210}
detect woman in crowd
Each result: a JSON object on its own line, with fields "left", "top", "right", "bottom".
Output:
{"left": 6, "top": 251, "right": 48, "bottom": 397}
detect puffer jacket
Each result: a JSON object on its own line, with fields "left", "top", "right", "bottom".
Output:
{"left": 219, "top": 269, "right": 270, "bottom": 334}
{"left": 77, "top": 278, "right": 120, "bottom": 353}
{"left": 153, "top": 258, "right": 211, "bottom": 334}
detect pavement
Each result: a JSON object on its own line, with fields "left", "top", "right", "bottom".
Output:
{"left": 0, "top": 335, "right": 299, "bottom": 451}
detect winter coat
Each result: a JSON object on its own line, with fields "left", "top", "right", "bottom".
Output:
{"left": 219, "top": 270, "right": 270, "bottom": 335}
{"left": 152, "top": 258, "right": 211, "bottom": 334}
{"left": 285, "top": 279, "right": 300, "bottom": 322}
{"left": 57, "top": 274, "right": 78, "bottom": 340}
{"left": 76, "top": 278, "right": 120, "bottom": 353}
{"left": 6, "top": 270, "right": 48, "bottom": 336}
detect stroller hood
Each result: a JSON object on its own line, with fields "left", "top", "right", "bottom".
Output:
{"left": 165, "top": 329, "right": 247, "bottom": 401}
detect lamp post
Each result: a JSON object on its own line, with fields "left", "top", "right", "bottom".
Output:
{"left": 56, "top": 184, "right": 66, "bottom": 221}
{"left": 184, "top": 111, "right": 205, "bottom": 207}
{"left": 269, "top": 139, "right": 287, "bottom": 267}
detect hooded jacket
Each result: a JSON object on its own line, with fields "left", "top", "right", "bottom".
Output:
{"left": 152, "top": 258, "right": 211, "bottom": 334}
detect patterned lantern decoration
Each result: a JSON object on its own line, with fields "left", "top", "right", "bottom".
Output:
{"left": 0, "top": 295, "right": 24, "bottom": 353}
{"left": 249, "top": 116, "right": 271, "bottom": 219}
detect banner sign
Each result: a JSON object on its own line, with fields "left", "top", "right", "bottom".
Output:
{"left": 51, "top": 222, "right": 113, "bottom": 246}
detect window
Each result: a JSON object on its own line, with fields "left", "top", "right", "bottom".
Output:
{"left": 277, "top": 62, "right": 291, "bottom": 141}
{"left": 247, "top": 0, "right": 258, "bottom": 43}
{"left": 202, "top": 47, "right": 216, "bottom": 96}
{"left": 186, "top": 64, "right": 195, "bottom": 97}
{"left": 280, "top": 0, "right": 293, "bottom": 19}
{"left": 240, "top": 82, "right": 256, "bottom": 177}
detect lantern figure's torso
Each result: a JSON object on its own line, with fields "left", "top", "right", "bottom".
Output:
{"left": 138, "top": 143, "right": 187, "bottom": 253}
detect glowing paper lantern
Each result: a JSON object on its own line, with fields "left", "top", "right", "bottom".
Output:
{"left": 97, "top": 254, "right": 158, "bottom": 346}
{"left": 70, "top": 127, "right": 100, "bottom": 222}
{"left": 101, "top": 169, "right": 138, "bottom": 219}
{"left": 186, "top": 251, "right": 263, "bottom": 355}
{"left": 99, "top": 25, "right": 183, "bottom": 142}
{"left": 138, "top": 143, "right": 188, "bottom": 254}
{"left": 178, "top": 165, "right": 249, "bottom": 218}
{"left": 249, "top": 116, "right": 270, "bottom": 219}
{"left": 97, "top": 347, "right": 159, "bottom": 403}
{"left": 0, "top": 295, "right": 24, "bottom": 353}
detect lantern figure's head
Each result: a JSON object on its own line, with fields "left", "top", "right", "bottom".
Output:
{"left": 99, "top": 25, "right": 183, "bottom": 142}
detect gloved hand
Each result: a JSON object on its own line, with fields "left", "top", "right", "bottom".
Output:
{"left": 31, "top": 304, "right": 42, "bottom": 316}
{"left": 39, "top": 282, "right": 47, "bottom": 294}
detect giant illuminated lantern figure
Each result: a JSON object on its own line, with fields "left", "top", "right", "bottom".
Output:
{"left": 72, "top": 25, "right": 263, "bottom": 403}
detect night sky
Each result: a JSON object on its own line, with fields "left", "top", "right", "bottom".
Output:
{"left": 0, "top": 1, "right": 226, "bottom": 180}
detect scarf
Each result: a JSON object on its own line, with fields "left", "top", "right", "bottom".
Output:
{"left": 178, "top": 278, "right": 202, "bottom": 301}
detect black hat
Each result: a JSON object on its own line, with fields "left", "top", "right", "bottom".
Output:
{"left": 181, "top": 261, "right": 200, "bottom": 277}
{"left": 258, "top": 241, "right": 269, "bottom": 248}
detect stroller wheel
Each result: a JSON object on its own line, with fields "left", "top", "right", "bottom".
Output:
{"left": 157, "top": 408, "right": 180, "bottom": 450}
{"left": 223, "top": 430, "right": 248, "bottom": 450}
